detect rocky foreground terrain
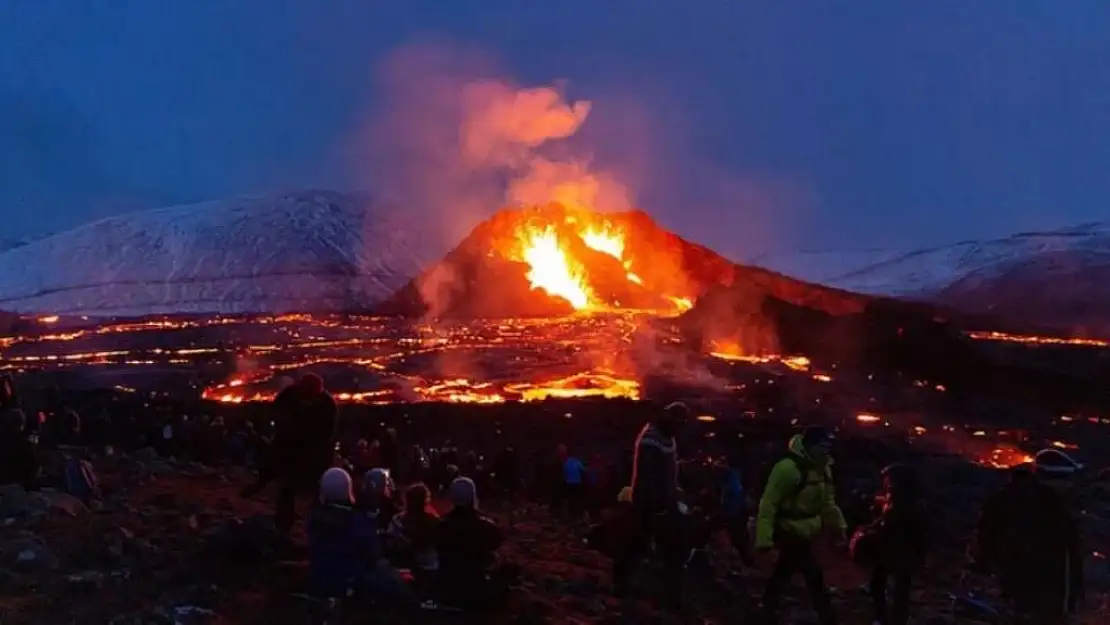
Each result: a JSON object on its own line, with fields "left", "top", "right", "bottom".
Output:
{"left": 2, "top": 445, "right": 1110, "bottom": 625}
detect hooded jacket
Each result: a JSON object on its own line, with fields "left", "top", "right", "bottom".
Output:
{"left": 306, "top": 503, "right": 381, "bottom": 597}
{"left": 755, "top": 434, "right": 847, "bottom": 548}
{"left": 631, "top": 422, "right": 678, "bottom": 511}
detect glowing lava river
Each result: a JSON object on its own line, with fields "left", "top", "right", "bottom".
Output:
{"left": 3, "top": 311, "right": 1110, "bottom": 471}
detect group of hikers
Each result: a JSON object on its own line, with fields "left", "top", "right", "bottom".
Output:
{"left": 0, "top": 372, "right": 1092, "bottom": 623}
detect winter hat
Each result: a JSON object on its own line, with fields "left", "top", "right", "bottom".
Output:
{"left": 319, "top": 467, "right": 354, "bottom": 504}
{"left": 801, "top": 425, "right": 833, "bottom": 447}
{"left": 363, "top": 468, "right": 392, "bottom": 497}
{"left": 448, "top": 477, "right": 478, "bottom": 508}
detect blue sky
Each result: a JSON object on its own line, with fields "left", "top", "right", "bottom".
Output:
{"left": 1, "top": 1, "right": 1107, "bottom": 257}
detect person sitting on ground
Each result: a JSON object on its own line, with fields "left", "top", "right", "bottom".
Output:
{"left": 437, "top": 477, "right": 506, "bottom": 611}
{"left": 755, "top": 425, "right": 846, "bottom": 625}
{"left": 853, "top": 463, "right": 930, "bottom": 625}
{"left": 308, "top": 468, "right": 413, "bottom": 605}
{"left": 0, "top": 409, "right": 39, "bottom": 488}
{"left": 359, "top": 468, "right": 397, "bottom": 531}
{"left": 972, "top": 465, "right": 1083, "bottom": 625}
{"left": 386, "top": 482, "right": 441, "bottom": 574}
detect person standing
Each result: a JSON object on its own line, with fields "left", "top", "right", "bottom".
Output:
{"left": 620, "top": 401, "right": 689, "bottom": 606}
{"left": 252, "top": 374, "right": 338, "bottom": 539}
{"left": 755, "top": 426, "right": 846, "bottom": 625}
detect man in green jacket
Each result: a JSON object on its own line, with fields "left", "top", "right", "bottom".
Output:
{"left": 755, "top": 426, "right": 846, "bottom": 625}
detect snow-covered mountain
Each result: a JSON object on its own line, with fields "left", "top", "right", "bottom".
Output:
{"left": 751, "top": 222, "right": 1110, "bottom": 335}
{"left": 0, "top": 190, "right": 440, "bottom": 316}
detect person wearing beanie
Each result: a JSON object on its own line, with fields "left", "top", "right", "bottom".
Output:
{"left": 755, "top": 425, "right": 846, "bottom": 625}
{"left": 436, "top": 477, "right": 505, "bottom": 610}
{"left": 307, "top": 467, "right": 412, "bottom": 604}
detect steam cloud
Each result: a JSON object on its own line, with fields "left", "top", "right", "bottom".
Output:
{"left": 356, "top": 40, "right": 633, "bottom": 248}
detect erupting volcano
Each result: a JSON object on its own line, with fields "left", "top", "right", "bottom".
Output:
{"left": 374, "top": 204, "right": 727, "bottom": 318}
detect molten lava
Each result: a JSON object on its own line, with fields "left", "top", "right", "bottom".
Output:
{"left": 505, "top": 210, "right": 694, "bottom": 314}
{"left": 516, "top": 226, "right": 594, "bottom": 309}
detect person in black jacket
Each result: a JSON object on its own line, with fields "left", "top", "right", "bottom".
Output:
{"left": 618, "top": 401, "right": 688, "bottom": 605}
{"left": 245, "top": 374, "right": 338, "bottom": 538}
{"left": 855, "top": 463, "right": 929, "bottom": 625}
{"left": 437, "top": 477, "right": 506, "bottom": 611}
{"left": 972, "top": 466, "right": 1083, "bottom": 625}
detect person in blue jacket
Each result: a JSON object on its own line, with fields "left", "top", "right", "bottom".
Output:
{"left": 307, "top": 467, "right": 413, "bottom": 605}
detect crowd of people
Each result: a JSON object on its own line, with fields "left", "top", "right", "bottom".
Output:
{"left": 0, "top": 372, "right": 1094, "bottom": 624}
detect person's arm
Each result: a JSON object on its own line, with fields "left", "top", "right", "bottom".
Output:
{"left": 821, "top": 467, "right": 848, "bottom": 537}
{"left": 754, "top": 460, "right": 794, "bottom": 549}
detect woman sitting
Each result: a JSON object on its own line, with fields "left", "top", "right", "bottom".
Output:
{"left": 386, "top": 482, "right": 441, "bottom": 574}
{"left": 436, "top": 477, "right": 506, "bottom": 611}
{"left": 307, "top": 468, "right": 413, "bottom": 605}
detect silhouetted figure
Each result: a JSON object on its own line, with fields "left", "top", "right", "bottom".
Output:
{"left": 245, "top": 374, "right": 338, "bottom": 538}
{"left": 0, "top": 409, "right": 39, "bottom": 487}
{"left": 974, "top": 466, "right": 1083, "bottom": 624}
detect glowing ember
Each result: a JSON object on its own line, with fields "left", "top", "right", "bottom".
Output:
{"left": 856, "top": 413, "right": 882, "bottom": 424}
{"left": 696, "top": 414, "right": 717, "bottom": 422}
{"left": 981, "top": 446, "right": 1035, "bottom": 469}
{"left": 517, "top": 226, "right": 594, "bottom": 309}
{"left": 38, "top": 315, "right": 59, "bottom": 324}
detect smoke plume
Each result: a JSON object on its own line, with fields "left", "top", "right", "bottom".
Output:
{"left": 354, "top": 40, "right": 633, "bottom": 249}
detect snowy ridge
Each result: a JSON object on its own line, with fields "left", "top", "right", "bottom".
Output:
{"left": 0, "top": 191, "right": 440, "bottom": 316}
{"left": 751, "top": 222, "right": 1110, "bottom": 297}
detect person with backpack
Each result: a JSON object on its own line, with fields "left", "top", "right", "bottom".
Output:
{"left": 754, "top": 426, "right": 846, "bottom": 625}
{"left": 972, "top": 465, "right": 1083, "bottom": 624}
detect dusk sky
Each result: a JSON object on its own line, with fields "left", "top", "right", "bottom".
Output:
{"left": 2, "top": 2, "right": 1108, "bottom": 257}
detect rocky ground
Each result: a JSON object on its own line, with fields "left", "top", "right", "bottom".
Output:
{"left": 3, "top": 448, "right": 1109, "bottom": 625}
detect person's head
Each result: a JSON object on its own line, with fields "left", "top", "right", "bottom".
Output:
{"left": 319, "top": 467, "right": 354, "bottom": 505}
{"left": 801, "top": 425, "right": 833, "bottom": 460}
{"left": 363, "top": 468, "right": 392, "bottom": 500}
{"left": 297, "top": 373, "right": 325, "bottom": 396}
{"left": 656, "top": 401, "right": 689, "bottom": 438}
{"left": 405, "top": 483, "right": 431, "bottom": 514}
{"left": 449, "top": 476, "right": 478, "bottom": 509}
{"left": 355, "top": 438, "right": 369, "bottom": 451}
{"left": 880, "top": 463, "right": 920, "bottom": 503}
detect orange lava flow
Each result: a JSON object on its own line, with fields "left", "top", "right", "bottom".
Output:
{"left": 968, "top": 330, "right": 1110, "bottom": 348}
{"left": 517, "top": 226, "right": 594, "bottom": 309}
{"left": 508, "top": 214, "right": 693, "bottom": 314}
{"left": 201, "top": 371, "right": 640, "bottom": 405}
{"left": 979, "top": 446, "right": 1036, "bottom": 469}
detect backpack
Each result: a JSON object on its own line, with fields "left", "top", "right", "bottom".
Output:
{"left": 758, "top": 453, "right": 822, "bottom": 508}
{"left": 63, "top": 457, "right": 100, "bottom": 503}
